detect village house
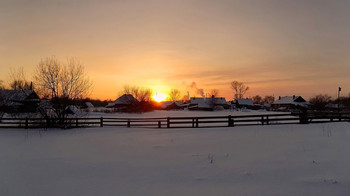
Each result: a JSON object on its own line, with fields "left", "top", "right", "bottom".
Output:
{"left": 188, "top": 97, "right": 230, "bottom": 111}
{"left": 160, "top": 101, "right": 185, "bottom": 110}
{"left": 271, "top": 95, "right": 310, "bottom": 111}
{"left": 106, "top": 94, "right": 139, "bottom": 112}
{"left": 0, "top": 90, "right": 40, "bottom": 113}
{"left": 235, "top": 98, "right": 254, "bottom": 109}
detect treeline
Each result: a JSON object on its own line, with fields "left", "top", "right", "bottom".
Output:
{"left": 249, "top": 93, "right": 350, "bottom": 110}
{"left": 308, "top": 94, "right": 350, "bottom": 110}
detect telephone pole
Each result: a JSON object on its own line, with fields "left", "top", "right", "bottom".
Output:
{"left": 338, "top": 87, "right": 341, "bottom": 109}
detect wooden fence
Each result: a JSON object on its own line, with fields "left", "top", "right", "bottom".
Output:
{"left": 1, "top": 112, "right": 350, "bottom": 129}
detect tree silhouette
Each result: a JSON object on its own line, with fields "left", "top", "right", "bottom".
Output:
{"left": 169, "top": 89, "right": 181, "bottom": 101}
{"left": 230, "top": 81, "right": 249, "bottom": 100}
{"left": 8, "top": 67, "right": 32, "bottom": 90}
{"left": 262, "top": 96, "right": 274, "bottom": 104}
{"left": 0, "top": 80, "right": 5, "bottom": 90}
{"left": 252, "top": 95, "right": 263, "bottom": 104}
{"left": 208, "top": 89, "right": 219, "bottom": 98}
{"left": 121, "top": 85, "right": 152, "bottom": 102}
{"left": 309, "top": 94, "right": 332, "bottom": 110}
{"left": 34, "top": 56, "right": 92, "bottom": 123}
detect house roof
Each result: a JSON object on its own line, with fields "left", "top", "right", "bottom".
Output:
{"left": 114, "top": 94, "right": 138, "bottom": 105}
{"left": 273, "top": 96, "right": 309, "bottom": 106}
{"left": 0, "top": 90, "right": 40, "bottom": 106}
{"left": 85, "top": 102, "right": 94, "bottom": 108}
{"left": 160, "top": 101, "right": 184, "bottom": 109}
{"left": 212, "top": 97, "right": 228, "bottom": 105}
{"left": 189, "top": 97, "right": 211, "bottom": 108}
{"left": 236, "top": 98, "right": 254, "bottom": 106}
{"left": 189, "top": 97, "right": 229, "bottom": 109}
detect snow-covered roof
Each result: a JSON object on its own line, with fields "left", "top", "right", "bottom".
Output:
{"left": 273, "top": 96, "right": 309, "bottom": 105}
{"left": 160, "top": 101, "right": 183, "bottom": 109}
{"left": 212, "top": 97, "right": 227, "bottom": 105}
{"left": 114, "top": 94, "right": 138, "bottom": 105}
{"left": 0, "top": 90, "right": 40, "bottom": 106}
{"left": 236, "top": 98, "right": 254, "bottom": 106}
{"left": 65, "top": 105, "right": 81, "bottom": 115}
{"left": 189, "top": 97, "right": 229, "bottom": 109}
{"left": 189, "top": 97, "right": 211, "bottom": 108}
{"left": 273, "top": 96, "right": 308, "bottom": 104}
{"left": 85, "top": 102, "right": 94, "bottom": 108}
{"left": 325, "top": 103, "right": 344, "bottom": 109}
{"left": 106, "top": 102, "right": 115, "bottom": 108}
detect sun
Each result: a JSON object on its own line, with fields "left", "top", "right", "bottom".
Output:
{"left": 152, "top": 92, "right": 168, "bottom": 102}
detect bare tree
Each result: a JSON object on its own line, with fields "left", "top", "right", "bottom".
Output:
{"left": 8, "top": 66, "right": 32, "bottom": 90}
{"left": 263, "top": 96, "right": 275, "bottom": 104}
{"left": 138, "top": 88, "right": 152, "bottom": 102}
{"left": 309, "top": 94, "right": 332, "bottom": 110}
{"left": 34, "top": 56, "right": 92, "bottom": 123}
{"left": 181, "top": 94, "right": 189, "bottom": 102}
{"left": 131, "top": 86, "right": 139, "bottom": 100}
{"left": 230, "top": 81, "right": 249, "bottom": 100}
{"left": 123, "top": 85, "right": 132, "bottom": 94}
{"left": 121, "top": 85, "right": 152, "bottom": 102}
{"left": 0, "top": 80, "right": 5, "bottom": 90}
{"left": 169, "top": 89, "right": 181, "bottom": 101}
{"left": 208, "top": 89, "right": 219, "bottom": 98}
{"left": 252, "top": 95, "right": 263, "bottom": 104}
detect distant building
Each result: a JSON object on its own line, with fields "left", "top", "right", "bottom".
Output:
{"left": 235, "top": 98, "right": 254, "bottom": 109}
{"left": 65, "top": 105, "right": 81, "bottom": 115}
{"left": 83, "top": 102, "right": 94, "bottom": 109}
{"left": 106, "top": 94, "right": 139, "bottom": 112}
{"left": 160, "top": 101, "right": 185, "bottom": 110}
{"left": 271, "top": 95, "right": 310, "bottom": 111}
{"left": 0, "top": 90, "right": 40, "bottom": 113}
{"left": 189, "top": 97, "right": 230, "bottom": 111}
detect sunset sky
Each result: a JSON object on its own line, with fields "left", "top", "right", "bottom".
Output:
{"left": 1, "top": 0, "right": 350, "bottom": 100}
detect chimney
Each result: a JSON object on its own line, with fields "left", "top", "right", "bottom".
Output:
{"left": 293, "top": 95, "right": 295, "bottom": 99}
{"left": 278, "top": 96, "right": 281, "bottom": 100}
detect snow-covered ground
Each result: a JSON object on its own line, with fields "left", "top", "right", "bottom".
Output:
{"left": 1, "top": 111, "right": 350, "bottom": 196}
{"left": 85, "top": 109, "right": 287, "bottom": 118}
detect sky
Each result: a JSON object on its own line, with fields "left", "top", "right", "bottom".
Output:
{"left": 1, "top": 0, "right": 350, "bottom": 100}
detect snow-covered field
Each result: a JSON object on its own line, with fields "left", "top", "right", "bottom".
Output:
{"left": 1, "top": 110, "right": 350, "bottom": 196}
{"left": 85, "top": 109, "right": 286, "bottom": 118}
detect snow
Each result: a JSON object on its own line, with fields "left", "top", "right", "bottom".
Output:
{"left": 236, "top": 98, "right": 254, "bottom": 106}
{"left": 86, "top": 109, "right": 283, "bottom": 118}
{"left": 1, "top": 110, "right": 350, "bottom": 196}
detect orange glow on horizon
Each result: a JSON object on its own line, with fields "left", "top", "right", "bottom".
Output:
{"left": 152, "top": 92, "right": 168, "bottom": 102}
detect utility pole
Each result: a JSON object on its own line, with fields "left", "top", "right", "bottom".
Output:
{"left": 338, "top": 87, "right": 341, "bottom": 109}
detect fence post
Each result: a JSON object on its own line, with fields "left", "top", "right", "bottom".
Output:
{"left": 158, "top": 121, "right": 161, "bottom": 128}
{"left": 25, "top": 117, "right": 28, "bottom": 129}
{"left": 266, "top": 116, "right": 269, "bottom": 125}
{"left": 167, "top": 117, "right": 170, "bottom": 128}
{"left": 192, "top": 118, "right": 195, "bottom": 128}
{"left": 76, "top": 118, "right": 78, "bottom": 127}
{"left": 228, "top": 115, "right": 233, "bottom": 127}
{"left": 196, "top": 118, "right": 199, "bottom": 128}
{"left": 100, "top": 117, "right": 103, "bottom": 127}
{"left": 299, "top": 112, "right": 308, "bottom": 124}
{"left": 261, "top": 116, "right": 264, "bottom": 125}
{"left": 127, "top": 119, "right": 131, "bottom": 127}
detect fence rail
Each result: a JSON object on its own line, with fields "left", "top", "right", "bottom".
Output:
{"left": 1, "top": 112, "right": 350, "bottom": 129}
